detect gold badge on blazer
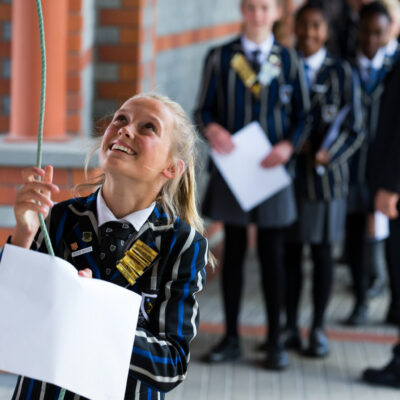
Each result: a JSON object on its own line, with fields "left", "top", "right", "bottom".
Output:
{"left": 82, "top": 232, "right": 92, "bottom": 243}
{"left": 70, "top": 242, "right": 78, "bottom": 251}
{"left": 117, "top": 240, "right": 158, "bottom": 286}
{"left": 231, "top": 54, "right": 262, "bottom": 98}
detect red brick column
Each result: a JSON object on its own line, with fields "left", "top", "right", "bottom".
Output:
{"left": 8, "top": 0, "right": 69, "bottom": 141}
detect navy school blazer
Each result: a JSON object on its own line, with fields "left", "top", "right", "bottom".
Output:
{"left": 294, "top": 54, "right": 365, "bottom": 201}
{"left": 349, "top": 56, "right": 393, "bottom": 187}
{"left": 194, "top": 36, "right": 310, "bottom": 150}
{"left": 11, "top": 191, "right": 208, "bottom": 400}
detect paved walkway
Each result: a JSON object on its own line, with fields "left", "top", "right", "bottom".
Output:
{"left": 1, "top": 247, "right": 399, "bottom": 399}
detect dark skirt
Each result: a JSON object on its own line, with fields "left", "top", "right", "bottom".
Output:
{"left": 202, "top": 168, "right": 297, "bottom": 228}
{"left": 286, "top": 197, "right": 347, "bottom": 244}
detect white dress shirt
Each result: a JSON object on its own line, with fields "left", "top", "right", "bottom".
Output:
{"left": 357, "top": 48, "right": 386, "bottom": 82}
{"left": 97, "top": 188, "right": 155, "bottom": 232}
{"left": 303, "top": 47, "right": 327, "bottom": 86}
{"left": 241, "top": 34, "right": 274, "bottom": 64}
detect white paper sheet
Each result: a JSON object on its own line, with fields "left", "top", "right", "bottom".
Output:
{"left": 374, "top": 211, "right": 390, "bottom": 241}
{"left": 210, "top": 121, "right": 291, "bottom": 211}
{"left": 0, "top": 244, "right": 141, "bottom": 400}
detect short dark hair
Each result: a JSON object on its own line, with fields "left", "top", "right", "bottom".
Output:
{"left": 295, "top": 1, "right": 328, "bottom": 24}
{"left": 359, "top": 1, "right": 391, "bottom": 22}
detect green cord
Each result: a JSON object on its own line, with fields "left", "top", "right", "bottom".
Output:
{"left": 35, "top": 1, "right": 66, "bottom": 399}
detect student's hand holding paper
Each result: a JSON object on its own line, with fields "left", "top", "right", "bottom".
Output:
{"left": 78, "top": 268, "right": 93, "bottom": 279}
{"left": 204, "top": 122, "right": 235, "bottom": 154}
{"left": 375, "top": 189, "right": 399, "bottom": 219}
{"left": 315, "top": 149, "right": 330, "bottom": 166}
{"left": 13, "top": 166, "right": 59, "bottom": 249}
{"left": 260, "top": 140, "right": 294, "bottom": 168}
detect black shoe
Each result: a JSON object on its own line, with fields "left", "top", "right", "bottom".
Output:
{"left": 385, "top": 308, "right": 400, "bottom": 326}
{"left": 343, "top": 304, "right": 368, "bottom": 326}
{"left": 282, "top": 328, "right": 302, "bottom": 351}
{"left": 203, "top": 336, "right": 241, "bottom": 363}
{"left": 255, "top": 340, "right": 268, "bottom": 352}
{"left": 305, "top": 329, "right": 329, "bottom": 358}
{"left": 362, "top": 359, "right": 400, "bottom": 388}
{"left": 264, "top": 343, "right": 290, "bottom": 370}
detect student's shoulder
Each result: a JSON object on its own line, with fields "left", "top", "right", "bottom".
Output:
{"left": 205, "top": 36, "right": 242, "bottom": 57}
{"left": 171, "top": 217, "right": 207, "bottom": 249}
{"left": 51, "top": 191, "right": 97, "bottom": 216}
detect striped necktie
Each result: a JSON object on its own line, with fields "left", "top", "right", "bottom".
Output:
{"left": 252, "top": 49, "right": 261, "bottom": 74}
{"left": 98, "top": 221, "right": 135, "bottom": 278}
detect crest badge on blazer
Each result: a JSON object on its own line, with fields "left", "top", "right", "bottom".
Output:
{"left": 138, "top": 290, "right": 158, "bottom": 326}
{"left": 322, "top": 104, "right": 338, "bottom": 123}
{"left": 279, "top": 84, "right": 293, "bottom": 105}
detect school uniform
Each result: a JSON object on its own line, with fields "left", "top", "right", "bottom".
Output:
{"left": 344, "top": 47, "right": 392, "bottom": 324}
{"left": 284, "top": 49, "right": 364, "bottom": 352}
{"left": 10, "top": 190, "right": 208, "bottom": 400}
{"left": 194, "top": 35, "right": 310, "bottom": 227}
{"left": 363, "top": 57, "right": 400, "bottom": 388}
{"left": 194, "top": 34, "right": 309, "bottom": 368}
{"left": 290, "top": 49, "right": 364, "bottom": 243}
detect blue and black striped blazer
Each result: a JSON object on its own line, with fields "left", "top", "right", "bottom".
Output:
{"left": 11, "top": 191, "right": 208, "bottom": 400}
{"left": 194, "top": 36, "right": 310, "bottom": 149}
{"left": 295, "top": 54, "right": 364, "bottom": 201}
{"left": 349, "top": 57, "right": 393, "bottom": 187}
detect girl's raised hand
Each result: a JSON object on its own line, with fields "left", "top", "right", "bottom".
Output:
{"left": 204, "top": 122, "right": 235, "bottom": 154}
{"left": 12, "top": 166, "right": 59, "bottom": 249}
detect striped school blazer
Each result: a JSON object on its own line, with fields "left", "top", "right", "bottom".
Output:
{"left": 295, "top": 55, "right": 365, "bottom": 201}
{"left": 349, "top": 57, "right": 393, "bottom": 188}
{"left": 194, "top": 36, "right": 310, "bottom": 149}
{"left": 11, "top": 191, "right": 208, "bottom": 400}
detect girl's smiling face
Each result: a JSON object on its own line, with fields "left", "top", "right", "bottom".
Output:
{"left": 295, "top": 9, "right": 328, "bottom": 57}
{"left": 100, "top": 97, "right": 177, "bottom": 184}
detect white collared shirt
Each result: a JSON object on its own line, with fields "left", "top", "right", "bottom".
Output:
{"left": 241, "top": 34, "right": 274, "bottom": 64}
{"left": 97, "top": 188, "right": 155, "bottom": 232}
{"left": 357, "top": 48, "right": 386, "bottom": 82}
{"left": 303, "top": 47, "right": 327, "bottom": 85}
{"left": 385, "top": 39, "right": 399, "bottom": 57}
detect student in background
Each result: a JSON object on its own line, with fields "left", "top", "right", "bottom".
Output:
{"left": 381, "top": 0, "right": 400, "bottom": 65}
{"left": 363, "top": 53, "right": 400, "bottom": 390}
{"left": 194, "top": 0, "right": 309, "bottom": 370}
{"left": 284, "top": 2, "right": 364, "bottom": 357}
{"left": 344, "top": 1, "right": 392, "bottom": 326}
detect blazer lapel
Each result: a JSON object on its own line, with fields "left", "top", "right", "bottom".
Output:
{"left": 110, "top": 203, "right": 175, "bottom": 288}
{"left": 63, "top": 191, "right": 103, "bottom": 279}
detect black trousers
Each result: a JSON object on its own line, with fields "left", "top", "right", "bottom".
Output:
{"left": 284, "top": 242, "right": 333, "bottom": 330}
{"left": 346, "top": 213, "right": 369, "bottom": 307}
{"left": 386, "top": 216, "right": 400, "bottom": 325}
{"left": 221, "top": 224, "right": 284, "bottom": 346}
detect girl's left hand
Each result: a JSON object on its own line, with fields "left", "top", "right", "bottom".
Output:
{"left": 261, "top": 140, "right": 294, "bottom": 168}
{"left": 315, "top": 149, "right": 330, "bottom": 166}
{"left": 78, "top": 268, "right": 93, "bottom": 278}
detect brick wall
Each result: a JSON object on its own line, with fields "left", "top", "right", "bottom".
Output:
{"left": 0, "top": 0, "right": 94, "bottom": 136}
{"left": 0, "top": 166, "right": 101, "bottom": 243}
{"left": 0, "top": 0, "right": 11, "bottom": 134}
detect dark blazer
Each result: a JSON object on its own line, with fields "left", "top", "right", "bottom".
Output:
{"left": 347, "top": 56, "right": 393, "bottom": 211}
{"left": 370, "top": 59, "right": 400, "bottom": 194}
{"left": 194, "top": 36, "right": 310, "bottom": 148}
{"left": 295, "top": 54, "right": 364, "bottom": 201}
{"left": 11, "top": 191, "right": 208, "bottom": 400}
{"left": 194, "top": 36, "right": 310, "bottom": 227}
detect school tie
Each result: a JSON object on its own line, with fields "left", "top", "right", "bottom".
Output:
{"left": 366, "top": 66, "right": 378, "bottom": 92}
{"left": 252, "top": 49, "right": 261, "bottom": 74}
{"left": 98, "top": 221, "right": 135, "bottom": 278}
{"left": 304, "top": 63, "right": 311, "bottom": 88}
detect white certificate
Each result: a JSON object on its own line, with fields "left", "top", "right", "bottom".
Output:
{"left": 210, "top": 121, "right": 291, "bottom": 211}
{"left": 0, "top": 244, "right": 141, "bottom": 400}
